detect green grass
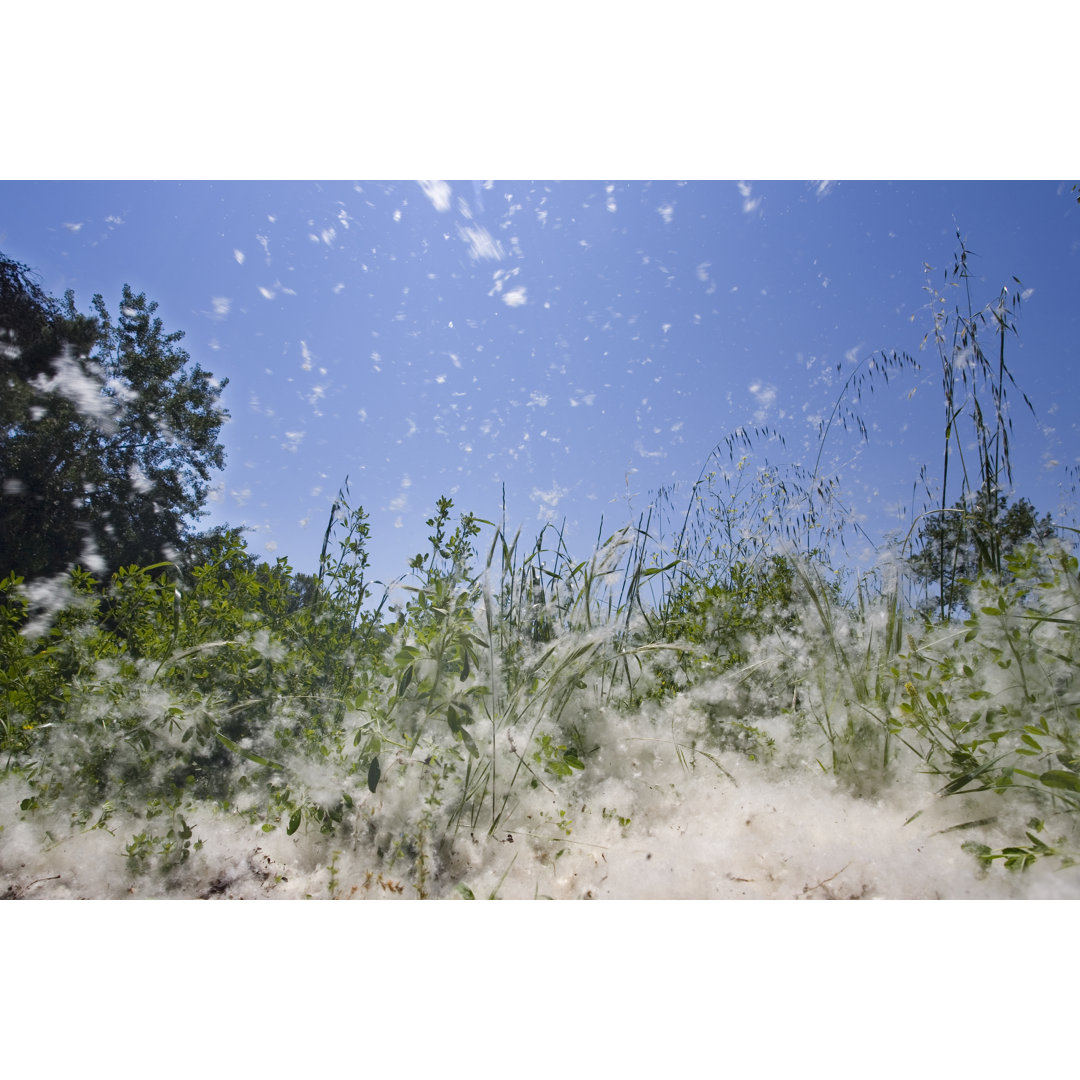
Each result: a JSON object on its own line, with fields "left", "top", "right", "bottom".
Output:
{"left": 2, "top": 488, "right": 1077, "bottom": 893}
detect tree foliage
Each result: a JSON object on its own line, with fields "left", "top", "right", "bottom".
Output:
{"left": 907, "top": 494, "right": 1055, "bottom": 617}
{"left": 1, "top": 252, "right": 229, "bottom": 580}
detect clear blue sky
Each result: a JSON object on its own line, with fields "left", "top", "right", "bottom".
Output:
{"left": 3, "top": 180, "right": 1079, "bottom": 583}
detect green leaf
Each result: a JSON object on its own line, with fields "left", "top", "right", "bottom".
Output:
{"left": 367, "top": 755, "right": 381, "bottom": 793}
{"left": 935, "top": 816, "right": 998, "bottom": 835}
{"left": 446, "top": 704, "right": 462, "bottom": 735}
{"left": 1039, "top": 770, "right": 1080, "bottom": 793}
{"left": 940, "top": 755, "right": 1006, "bottom": 795}
{"left": 215, "top": 730, "right": 284, "bottom": 770}
{"left": 458, "top": 726, "right": 480, "bottom": 759}
{"left": 641, "top": 560, "right": 681, "bottom": 578}
{"left": 287, "top": 808, "right": 302, "bottom": 836}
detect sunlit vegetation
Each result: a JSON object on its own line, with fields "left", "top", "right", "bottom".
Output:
{"left": 2, "top": 236, "right": 1079, "bottom": 897}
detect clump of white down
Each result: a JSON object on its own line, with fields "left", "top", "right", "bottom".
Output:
{"left": 0, "top": 708, "right": 1070, "bottom": 899}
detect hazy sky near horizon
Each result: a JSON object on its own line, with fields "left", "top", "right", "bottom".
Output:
{"left": 3, "top": 180, "right": 1079, "bottom": 583}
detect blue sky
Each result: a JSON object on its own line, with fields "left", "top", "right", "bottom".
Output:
{"left": 3, "top": 180, "right": 1078, "bottom": 585}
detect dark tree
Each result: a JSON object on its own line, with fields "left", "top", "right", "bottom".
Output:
{"left": 907, "top": 494, "right": 1056, "bottom": 618}
{"left": 1, "top": 252, "right": 229, "bottom": 580}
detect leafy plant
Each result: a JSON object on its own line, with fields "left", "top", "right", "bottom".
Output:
{"left": 911, "top": 232, "right": 1039, "bottom": 620}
